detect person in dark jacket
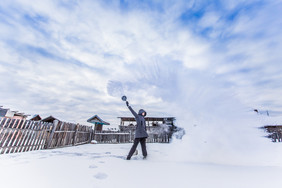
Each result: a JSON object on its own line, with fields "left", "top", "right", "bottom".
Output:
{"left": 126, "top": 101, "right": 148, "bottom": 160}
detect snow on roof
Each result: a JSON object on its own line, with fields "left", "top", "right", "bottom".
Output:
{"left": 87, "top": 115, "right": 110, "bottom": 125}
{"left": 30, "top": 114, "right": 42, "bottom": 121}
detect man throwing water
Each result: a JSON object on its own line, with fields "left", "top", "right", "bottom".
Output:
{"left": 125, "top": 100, "right": 148, "bottom": 160}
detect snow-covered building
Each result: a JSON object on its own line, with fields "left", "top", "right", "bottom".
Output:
{"left": 87, "top": 115, "right": 110, "bottom": 131}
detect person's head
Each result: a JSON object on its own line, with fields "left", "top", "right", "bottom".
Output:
{"left": 138, "top": 109, "right": 147, "bottom": 117}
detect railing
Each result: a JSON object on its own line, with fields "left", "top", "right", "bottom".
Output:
{"left": 0, "top": 118, "right": 93, "bottom": 154}
{"left": 93, "top": 131, "right": 131, "bottom": 143}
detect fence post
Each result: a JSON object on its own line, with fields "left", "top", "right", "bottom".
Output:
{"left": 72, "top": 124, "right": 79, "bottom": 146}
{"left": 91, "top": 129, "right": 94, "bottom": 141}
{"left": 46, "top": 120, "right": 58, "bottom": 149}
{"left": 89, "top": 128, "right": 94, "bottom": 143}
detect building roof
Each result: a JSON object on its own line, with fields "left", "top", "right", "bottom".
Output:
{"left": 87, "top": 115, "right": 110, "bottom": 125}
{"left": 14, "top": 112, "right": 30, "bottom": 118}
{"left": 118, "top": 117, "right": 176, "bottom": 122}
{"left": 0, "top": 107, "right": 30, "bottom": 118}
{"left": 41, "top": 116, "right": 59, "bottom": 123}
{"left": 30, "top": 114, "right": 42, "bottom": 121}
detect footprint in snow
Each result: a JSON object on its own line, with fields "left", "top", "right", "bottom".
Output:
{"left": 131, "top": 156, "right": 144, "bottom": 160}
{"left": 98, "top": 161, "right": 105, "bottom": 163}
{"left": 94, "top": 173, "right": 108, "bottom": 180}
{"left": 89, "top": 164, "right": 98, "bottom": 169}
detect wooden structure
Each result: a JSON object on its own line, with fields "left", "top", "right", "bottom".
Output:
{"left": 30, "top": 114, "right": 42, "bottom": 121}
{"left": 0, "top": 107, "right": 30, "bottom": 120}
{"left": 263, "top": 125, "right": 282, "bottom": 142}
{"left": 0, "top": 117, "right": 93, "bottom": 154}
{"left": 87, "top": 115, "right": 110, "bottom": 131}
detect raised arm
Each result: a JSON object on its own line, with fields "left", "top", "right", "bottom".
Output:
{"left": 128, "top": 106, "right": 138, "bottom": 118}
{"left": 126, "top": 101, "right": 138, "bottom": 118}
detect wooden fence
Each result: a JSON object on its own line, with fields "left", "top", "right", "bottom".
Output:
{"left": 264, "top": 125, "right": 282, "bottom": 142}
{"left": 0, "top": 118, "right": 93, "bottom": 154}
{"left": 47, "top": 120, "right": 93, "bottom": 149}
{"left": 93, "top": 131, "right": 131, "bottom": 143}
{"left": 0, "top": 117, "right": 172, "bottom": 154}
{"left": 93, "top": 131, "right": 170, "bottom": 144}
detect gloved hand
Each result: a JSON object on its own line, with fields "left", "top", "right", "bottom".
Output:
{"left": 126, "top": 101, "right": 129, "bottom": 106}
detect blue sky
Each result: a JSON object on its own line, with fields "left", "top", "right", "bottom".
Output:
{"left": 0, "top": 0, "right": 282, "bottom": 126}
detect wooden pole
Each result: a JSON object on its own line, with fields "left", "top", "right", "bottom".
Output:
{"left": 72, "top": 124, "right": 79, "bottom": 146}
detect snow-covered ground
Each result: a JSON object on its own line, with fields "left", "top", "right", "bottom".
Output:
{"left": 1, "top": 143, "right": 282, "bottom": 188}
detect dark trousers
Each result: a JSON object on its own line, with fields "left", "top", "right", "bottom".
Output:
{"left": 127, "top": 137, "right": 147, "bottom": 159}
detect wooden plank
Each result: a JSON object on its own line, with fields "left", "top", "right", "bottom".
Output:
{"left": 52, "top": 131, "right": 59, "bottom": 148}
{"left": 73, "top": 124, "right": 79, "bottom": 146}
{"left": 56, "top": 122, "right": 65, "bottom": 147}
{"left": 76, "top": 124, "right": 81, "bottom": 145}
{"left": 0, "top": 117, "right": 6, "bottom": 128}
{"left": 54, "top": 122, "right": 62, "bottom": 147}
{"left": 76, "top": 126, "right": 81, "bottom": 144}
{"left": 68, "top": 124, "right": 76, "bottom": 145}
{"left": 67, "top": 123, "right": 75, "bottom": 145}
{"left": 87, "top": 127, "right": 91, "bottom": 143}
{"left": 43, "top": 123, "right": 53, "bottom": 149}
{"left": 62, "top": 123, "right": 68, "bottom": 146}
{"left": 61, "top": 122, "right": 69, "bottom": 146}
{"left": 65, "top": 123, "right": 75, "bottom": 146}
